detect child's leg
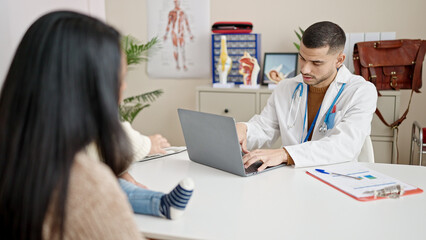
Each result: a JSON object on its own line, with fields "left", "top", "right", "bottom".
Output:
{"left": 119, "top": 178, "right": 194, "bottom": 220}
{"left": 118, "top": 178, "right": 163, "bottom": 217}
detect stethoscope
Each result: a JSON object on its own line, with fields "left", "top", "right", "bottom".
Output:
{"left": 287, "top": 82, "right": 304, "bottom": 128}
{"left": 287, "top": 82, "right": 346, "bottom": 143}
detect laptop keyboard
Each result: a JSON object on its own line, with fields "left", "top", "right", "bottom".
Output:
{"left": 245, "top": 161, "right": 263, "bottom": 174}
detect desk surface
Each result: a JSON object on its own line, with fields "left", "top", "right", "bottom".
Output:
{"left": 129, "top": 152, "right": 426, "bottom": 240}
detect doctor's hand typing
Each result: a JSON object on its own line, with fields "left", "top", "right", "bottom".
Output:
{"left": 243, "top": 149, "right": 289, "bottom": 172}
{"left": 236, "top": 123, "right": 249, "bottom": 153}
{"left": 236, "top": 123, "right": 289, "bottom": 171}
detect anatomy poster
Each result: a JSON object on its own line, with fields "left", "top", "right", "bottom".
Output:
{"left": 147, "top": 0, "right": 210, "bottom": 78}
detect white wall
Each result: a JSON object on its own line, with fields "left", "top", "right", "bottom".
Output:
{"left": 0, "top": 0, "right": 105, "bottom": 86}
{"left": 105, "top": 0, "right": 426, "bottom": 165}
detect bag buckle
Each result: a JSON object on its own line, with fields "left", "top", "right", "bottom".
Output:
{"left": 390, "top": 71, "right": 398, "bottom": 89}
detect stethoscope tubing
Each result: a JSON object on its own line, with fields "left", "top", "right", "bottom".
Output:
{"left": 287, "top": 82, "right": 304, "bottom": 129}
{"left": 287, "top": 82, "right": 346, "bottom": 143}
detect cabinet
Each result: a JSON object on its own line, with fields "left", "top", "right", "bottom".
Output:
{"left": 196, "top": 86, "right": 400, "bottom": 164}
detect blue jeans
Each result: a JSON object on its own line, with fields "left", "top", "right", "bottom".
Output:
{"left": 118, "top": 178, "right": 164, "bottom": 217}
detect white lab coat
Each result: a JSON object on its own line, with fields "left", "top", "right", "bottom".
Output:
{"left": 245, "top": 65, "right": 377, "bottom": 168}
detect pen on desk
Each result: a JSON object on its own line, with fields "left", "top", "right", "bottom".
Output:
{"left": 315, "top": 169, "right": 361, "bottom": 180}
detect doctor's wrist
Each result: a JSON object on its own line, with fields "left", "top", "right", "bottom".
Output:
{"left": 282, "top": 147, "right": 294, "bottom": 165}
{"left": 236, "top": 122, "right": 247, "bottom": 132}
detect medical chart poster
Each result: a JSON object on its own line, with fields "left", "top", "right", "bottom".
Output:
{"left": 147, "top": 0, "right": 210, "bottom": 78}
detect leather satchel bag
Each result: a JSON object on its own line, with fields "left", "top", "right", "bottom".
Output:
{"left": 353, "top": 39, "right": 426, "bottom": 129}
{"left": 353, "top": 39, "right": 426, "bottom": 92}
{"left": 353, "top": 39, "right": 426, "bottom": 163}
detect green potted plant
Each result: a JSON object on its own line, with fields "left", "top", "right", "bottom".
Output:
{"left": 293, "top": 27, "right": 304, "bottom": 51}
{"left": 119, "top": 35, "right": 163, "bottom": 124}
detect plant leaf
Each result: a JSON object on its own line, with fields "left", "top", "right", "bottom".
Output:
{"left": 121, "top": 35, "right": 160, "bottom": 66}
{"left": 123, "top": 89, "right": 164, "bottom": 104}
{"left": 119, "top": 103, "right": 151, "bottom": 124}
{"left": 293, "top": 42, "right": 300, "bottom": 51}
{"left": 119, "top": 35, "right": 162, "bottom": 124}
{"left": 293, "top": 27, "right": 304, "bottom": 51}
{"left": 294, "top": 30, "right": 302, "bottom": 41}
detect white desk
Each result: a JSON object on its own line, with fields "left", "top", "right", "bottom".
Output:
{"left": 129, "top": 152, "right": 426, "bottom": 240}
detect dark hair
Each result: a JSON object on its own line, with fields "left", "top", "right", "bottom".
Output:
{"left": 301, "top": 21, "right": 346, "bottom": 54}
{"left": 0, "top": 11, "right": 131, "bottom": 239}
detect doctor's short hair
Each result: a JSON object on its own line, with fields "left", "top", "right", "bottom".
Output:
{"left": 301, "top": 21, "right": 346, "bottom": 54}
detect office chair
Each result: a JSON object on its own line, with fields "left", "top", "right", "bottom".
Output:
{"left": 409, "top": 121, "right": 426, "bottom": 166}
{"left": 358, "top": 135, "right": 375, "bottom": 163}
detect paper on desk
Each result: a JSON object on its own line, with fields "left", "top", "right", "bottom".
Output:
{"left": 140, "top": 146, "right": 187, "bottom": 162}
{"left": 307, "top": 163, "right": 417, "bottom": 199}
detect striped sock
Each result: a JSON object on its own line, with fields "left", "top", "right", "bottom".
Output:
{"left": 159, "top": 178, "right": 194, "bottom": 220}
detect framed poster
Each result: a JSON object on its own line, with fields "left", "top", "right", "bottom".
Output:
{"left": 147, "top": 0, "right": 210, "bottom": 78}
{"left": 262, "top": 52, "right": 298, "bottom": 85}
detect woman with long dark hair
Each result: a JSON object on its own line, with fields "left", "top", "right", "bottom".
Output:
{"left": 0, "top": 11, "right": 144, "bottom": 239}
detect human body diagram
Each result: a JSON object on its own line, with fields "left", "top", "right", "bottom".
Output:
{"left": 163, "top": 0, "right": 194, "bottom": 71}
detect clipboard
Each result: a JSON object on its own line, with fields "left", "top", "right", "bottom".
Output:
{"left": 306, "top": 163, "right": 423, "bottom": 201}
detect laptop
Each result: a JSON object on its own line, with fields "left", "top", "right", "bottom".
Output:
{"left": 177, "top": 109, "right": 286, "bottom": 177}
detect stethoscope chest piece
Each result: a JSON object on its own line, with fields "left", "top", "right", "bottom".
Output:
{"left": 319, "top": 122, "right": 327, "bottom": 133}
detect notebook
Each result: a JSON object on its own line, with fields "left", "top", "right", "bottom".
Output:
{"left": 306, "top": 163, "right": 423, "bottom": 201}
{"left": 177, "top": 109, "right": 286, "bottom": 177}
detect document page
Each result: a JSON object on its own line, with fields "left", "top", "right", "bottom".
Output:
{"left": 140, "top": 146, "right": 187, "bottom": 162}
{"left": 307, "top": 163, "right": 417, "bottom": 199}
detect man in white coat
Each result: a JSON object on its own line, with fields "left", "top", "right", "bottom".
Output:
{"left": 237, "top": 21, "right": 377, "bottom": 171}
